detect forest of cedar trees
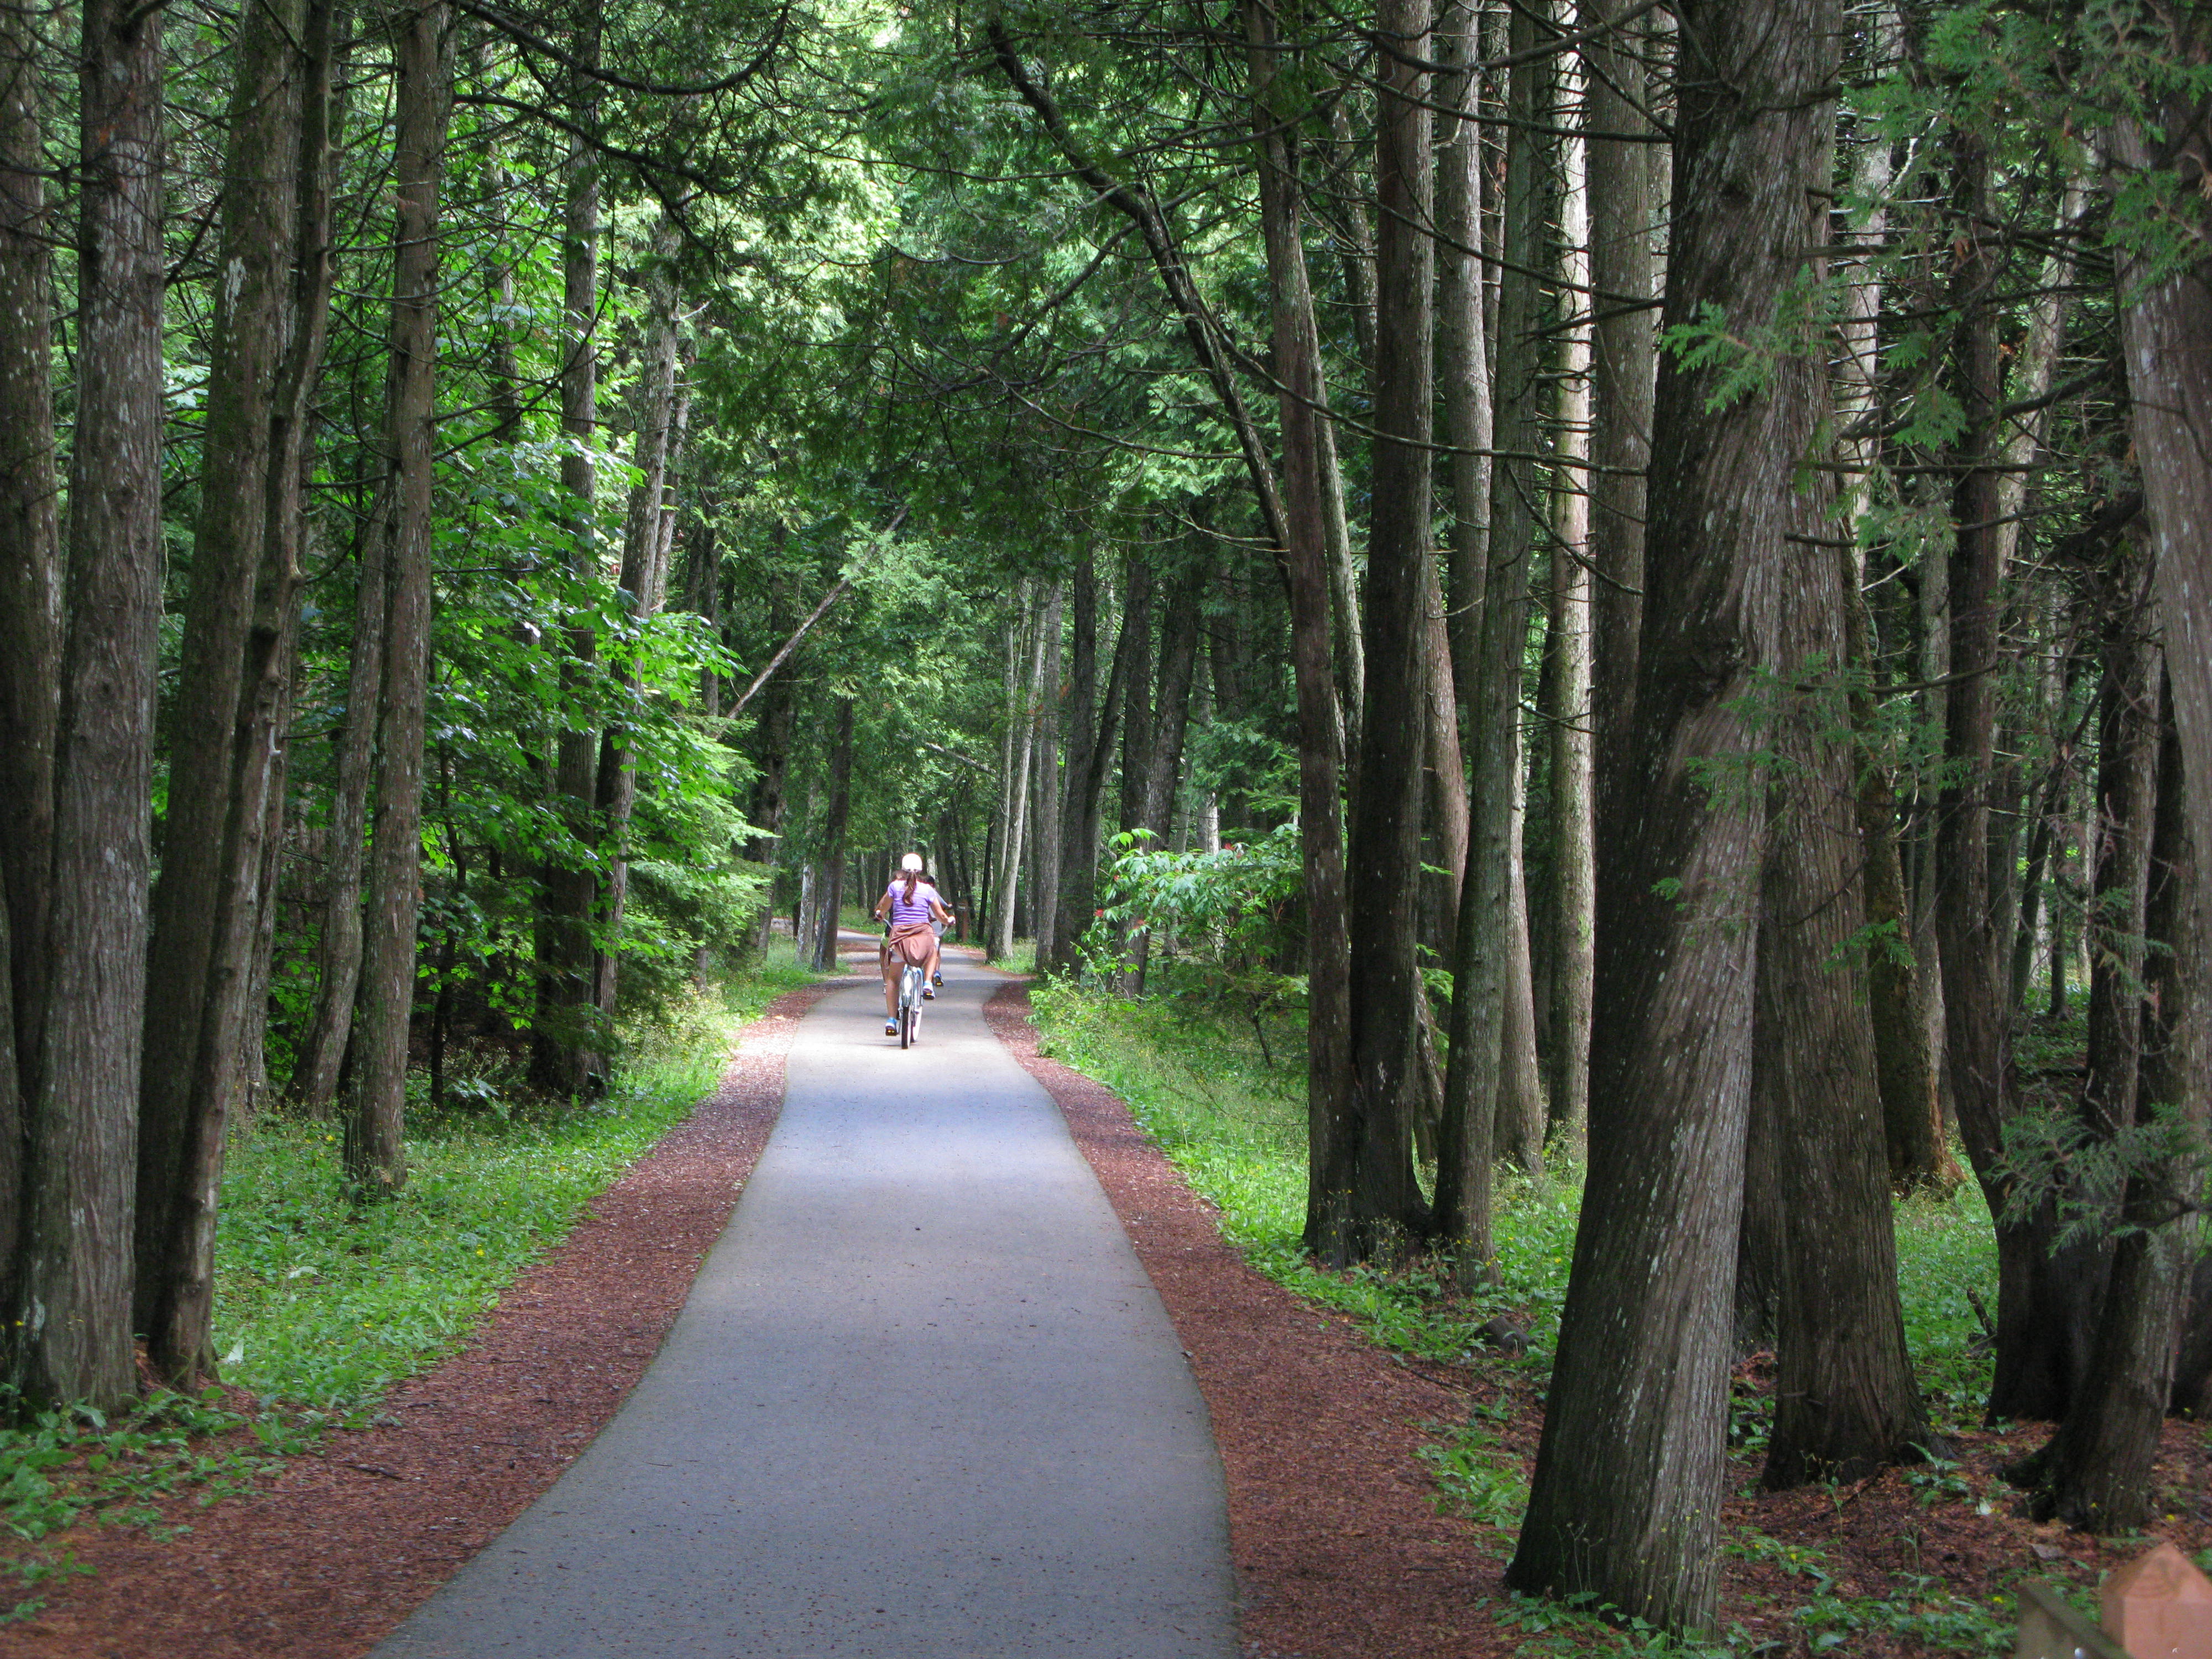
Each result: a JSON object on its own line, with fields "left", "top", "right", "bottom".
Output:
{"left": 2, "top": 0, "right": 2211, "bottom": 1639}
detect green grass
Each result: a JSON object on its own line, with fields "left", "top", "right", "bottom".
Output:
{"left": 1894, "top": 1180, "right": 2001, "bottom": 1432}
{"left": 0, "top": 943, "right": 816, "bottom": 1609}
{"left": 1029, "top": 980, "right": 1604, "bottom": 1374}
{"left": 1030, "top": 979, "right": 1998, "bottom": 1396}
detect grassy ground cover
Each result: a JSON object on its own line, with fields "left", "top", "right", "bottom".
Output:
{"left": 0, "top": 944, "right": 816, "bottom": 1618}
{"left": 1026, "top": 975, "right": 2048, "bottom": 1656}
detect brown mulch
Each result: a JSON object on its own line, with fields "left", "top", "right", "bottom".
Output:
{"left": 3, "top": 981, "right": 833, "bottom": 1659}
{"left": 9, "top": 969, "right": 2209, "bottom": 1658}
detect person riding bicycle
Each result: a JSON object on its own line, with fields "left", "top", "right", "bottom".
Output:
{"left": 874, "top": 853, "right": 950, "bottom": 1036}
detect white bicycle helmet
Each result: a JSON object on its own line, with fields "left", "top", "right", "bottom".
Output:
{"left": 900, "top": 852, "right": 925, "bottom": 873}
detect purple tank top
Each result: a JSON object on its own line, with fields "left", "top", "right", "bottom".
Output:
{"left": 883, "top": 880, "right": 943, "bottom": 928}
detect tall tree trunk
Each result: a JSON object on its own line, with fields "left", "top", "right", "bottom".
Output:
{"left": 1055, "top": 551, "right": 1139, "bottom": 973}
{"left": 1546, "top": 97, "right": 1595, "bottom": 1151}
{"left": 2033, "top": 687, "right": 2205, "bottom": 1530}
{"left": 17, "top": 0, "right": 166, "bottom": 1407}
{"left": 0, "top": 0, "right": 60, "bottom": 1325}
{"left": 1031, "top": 581, "right": 1064, "bottom": 969}
{"left": 1939, "top": 132, "right": 2069, "bottom": 1422}
{"left": 530, "top": 11, "right": 605, "bottom": 1095}
{"left": 1416, "top": 563, "right": 1468, "bottom": 1165}
{"left": 1440, "top": 0, "right": 1544, "bottom": 1277}
{"left": 2082, "top": 572, "right": 2163, "bottom": 1143}
{"left": 808, "top": 701, "right": 854, "bottom": 974}
{"left": 248, "top": 0, "right": 342, "bottom": 1102}
{"left": 1582, "top": 0, "right": 1655, "bottom": 780}
{"left": 745, "top": 549, "right": 799, "bottom": 949}
{"left": 1755, "top": 490, "right": 1932, "bottom": 1489}
{"left": 1507, "top": 0, "right": 1838, "bottom": 1621}
{"left": 1133, "top": 566, "right": 1202, "bottom": 993}
{"left": 2110, "top": 80, "right": 2212, "bottom": 1447}
{"left": 2117, "top": 47, "right": 2212, "bottom": 928}
{"left": 1436, "top": 0, "right": 1491, "bottom": 728}
{"left": 1050, "top": 550, "right": 1100, "bottom": 973}
{"left": 1117, "top": 568, "right": 1156, "bottom": 839}
{"left": 1850, "top": 581, "right": 1959, "bottom": 1189}
{"left": 993, "top": 593, "right": 1048, "bottom": 963}
{"left": 591, "top": 213, "right": 683, "bottom": 1026}
{"left": 1830, "top": 0, "right": 1950, "bottom": 1189}
{"left": 1140, "top": 570, "right": 1203, "bottom": 841}
{"left": 346, "top": 0, "right": 451, "bottom": 1193}
{"left": 135, "top": 0, "right": 306, "bottom": 1379}
{"left": 1240, "top": 0, "right": 1353, "bottom": 1259}
{"left": 1498, "top": 767, "right": 1547, "bottom": 1171}
{"left": 1333, "top": 0, "right": 1434, "bottom": 1264}
{"left": 291, "top": 510, "right": 387, "bottom": 1112}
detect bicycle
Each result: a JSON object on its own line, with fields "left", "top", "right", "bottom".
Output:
{"left": 897, "top": 958, "right": 926, "bottom": 1048}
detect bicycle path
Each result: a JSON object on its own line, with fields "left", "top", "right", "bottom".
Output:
{"left": 373, "top": 965, "right": 1237, "bottom": 1658}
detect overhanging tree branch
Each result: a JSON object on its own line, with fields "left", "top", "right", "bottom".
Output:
{"left": 985, "top": 14, "right": 1291, "bottom": 560}
{"left": 727, "top": 507, "right": 907, "bottom": 717}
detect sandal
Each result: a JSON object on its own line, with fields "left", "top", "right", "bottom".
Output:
{"left": 885, "top": 1020, "right": 899, "bottom": 1036}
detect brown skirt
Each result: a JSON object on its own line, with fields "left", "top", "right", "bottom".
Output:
{"left": 884, "top": 922, "right": 936, "bottom": 968}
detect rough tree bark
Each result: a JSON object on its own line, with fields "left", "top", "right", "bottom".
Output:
{"left": 1756, "top": 503, "right": 1932, "bottom": 1489}
{"left": 2109, "top": 71, "right": 2212, "bottom": 1453}
{"left": 1834, "top": 0, "right": 1952, "bottom": 1190}
{"left": 1333, "top": 0, "right": 1434, "bottom": 1265}
{"left": 1940, "top": 133, "right": 2094, "bottom": 1423}
{"left": 531, "top": 6, "right": 606, "bottom": 1095}
{"left": 346, "top": 0, "right": 452, "bottom": 1193}
{"left": 1048, "top": 550, "right": 1099, "bottom": 973}
{"left": 0, "top": 0, "right": 59, "bottom": 1328}
{"left": 1053, "top": 551, "right": 1139, "bottom": 973}
{"left": 2083, "top": 571, "right": 2164, "bottom": 1143}
{"left": 1239, "top": 0, "right": 1353, "bottom": 1258}
{"left": 1507, "top": 0, "right": 1838, "bottom": 1621}
{"left": 134, "top": 0, "right": 307, "bottom": 1379}
{"left": 2117, "top": 27, "right": 2212, "bottom": 893}
{"left": 244, "top": 0, "right": 342, "bottom": 1105}
{"left": 1582, "top": 0, "right": 1655, "bottom": 783}
{"left": 992, "top": 591, "right": 1048, "bottom": 963}
{"left": 1133, "top": 566, "right": 1202, "bottom": 993}
{"left": 591, "top": 212, "right": 684, "bottom": 1025}
{"left": 1441, "top": 0, "right": 1543, "bottom": 1279}
{"left": 2033, "top": 690, "right": 2207, "bottom": 1529}
{"left": 808, "top": 700, "right": 854, "bottom": 973}
{"left": 1546, "top": 92, "right": 1595, "bottom": 1151}
{"left": 1117, "top": 568, "right": 1156, "bottom": 840}
{"left": 1031, "top": 581, "right": 1065, "bottom": 968}
{"left": 17, "top": 0, "right": 166, "bottom": 1407}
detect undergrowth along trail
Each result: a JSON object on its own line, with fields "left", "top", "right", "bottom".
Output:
{"left": 1022, "top": 975, "right": 2137, "bottom": 1658}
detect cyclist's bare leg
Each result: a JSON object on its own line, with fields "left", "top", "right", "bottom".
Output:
{"left": 881, "top": 947, "right": 901, "bottom": 1020}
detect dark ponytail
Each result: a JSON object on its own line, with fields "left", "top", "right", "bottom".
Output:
{"left": 902, "top": 867, "right": 919, "bottom": 903}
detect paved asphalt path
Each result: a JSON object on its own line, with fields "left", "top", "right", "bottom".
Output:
{"left": 374, "top": 958, "right": 1236, "bottom": 1658}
